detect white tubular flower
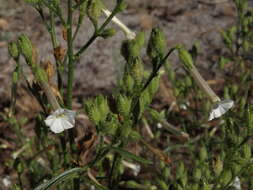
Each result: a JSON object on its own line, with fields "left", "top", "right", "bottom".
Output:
{"left": 102, "top": 9, "right": 136, "bottom": 40}
{"left": 44, "top": 108, "right": 76, "bottom": 133}
{"left": 230, "top": 177, "right": 241, "bottom": 190}
{"left": 178, "top": 47, "right": 234, "bottom": 121}
{"left": 122, "top": 160, "right": 141, "bottom": 176}
{"left": 208, "top": 99, "right": 234, "bottom": 121}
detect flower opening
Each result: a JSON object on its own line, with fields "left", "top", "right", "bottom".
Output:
{"left": 44, "top": 108, "right": 76, "bottom": 133}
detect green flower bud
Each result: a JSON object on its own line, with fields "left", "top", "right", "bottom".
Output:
{"left": 12, "top": 71, "right": 19, "bottom": 84}
{"left": 116, "top": 0, "right": 127, "bottom": 12}
{"left": 162, "top": 167, "right": 170, "bottom": 179}
{"left": 121, "top": 40, "right": 140, "bottom": 62}
{"left": 221, "top": 31, "right": 232, "bottom": 46}
{"left": 131, "top": 57, "right": 144, "bottom": 83}
{"left": 129, "top": 130, "right": 141, "bottom": 141}
{"left": 180, "top": 173, "right": 188, "bottom": 187}
{"left": 242, "top": 40, "right": 250, "bottom": 52}
{"left": 124, "top": 74, "right": 134, "bottom": 92}
{"left": 246, "top": 106, "right": 253, "bottom": 130}
{"left": 185, "top": 76, "right": 192, "bottom": 87}
{"left": 223, "top": 86, "right": 230, "bottom": 99}
{"left": 190, "top": 184, "right": 199, "bottom": 190}
{"left": 231, "top": 84, "right": 238, "bottom": 95}
{"left": 167, "top": 67, "right": 175, "bottom": 81}
{"left": 203, "top": 183, "right": 211, "bottom": 190}
{"left": 96, "top": 95, "right": 110, "bottom": 122}
{"left": 8, "top": 42, "right": 19, "bottom": 59}
{"left": 147, "top": 28, "right": 166, "bottom": 62}
{"left": 218, "top": 57, "right": 228, "bottom": 69}
{"left": 35, "top": 68, "right": 48, "bottom": 83}
{"left": 135, "top": 32, "right": 145, "bottom": 48}
{"left": 199, "top": 146, "right": 208, "bottom": 161}
{"left": 213, "top": 156, "right": 223, "bottom": 177}
{"left": 85, "top": 99, "right": 102, "bottom": 126}
{"left": 148, "top": 76, "right": 160, "bottom": 96}
{"left": 156, "top": 179, "right": 168, "bottom": 190}
{"left": 117, "top": 95, "right": 132, "bottom": 117}
{"left": 14, "top": 158, "right": 24, "bottom": 174}
{"left": 18, "top": 35, "right": 33, "bottom": 64}
{"left": 125, "top": 180, "right": 143, "bottom": 189}
{"left": 243, "top": 144, "right": 251, "bottom": 159}
{"left": 100, "top": 113, "right": 118, "bottom": 135}
{"left": 220, "top": 169, "right": 232, "bottom": 186}
{"left": 178, "top": 47, "right": 194, "bottom": 70}
{"left": 193, "top": 168, "right": 202, "bottom": 181}
{"left": 87, "top": 0, "right": 103, "bottom": 25}
{"left": 100, "top": 28, "right": 116, "bottom": 38}
{"left": 231, "top": 163, "right": 241, "bottom": 176}
{"left": 176, "top": 161, "right": 185, "bottom": 179}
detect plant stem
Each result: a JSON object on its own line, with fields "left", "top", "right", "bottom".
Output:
{"left": 75, "top": 8, "right": 119, "bottom": 58}
{"left": 66, "top": 0, "right": 74, "bottom": 109}
{"left": 49, "top": 12, "right": 64, "bottom": 94}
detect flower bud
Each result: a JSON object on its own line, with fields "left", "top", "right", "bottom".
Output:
{"left": 125, "top": 181, "right": 143, "bottom": 189}
{"left": 176, "top": 161, "right": 185, "bottom": 179}
{"left": 131, "top": 57, "right": 144, "bottom": 83}
{"left": 124, "top": 74, "right": 134, "bottom": 92}
{"left": 14, "top": 158, "right": 24, "bottom": 174}
{"left": 156, "top": 179, "right": 168, "bottom": 190}
{"left": 213, "top": 156, "right": 223, "bottom": 177}
{"left": 147, "top": 28, "right": 166, "bottom": 62}
{"left": 8, "top": 42, "right": 19, "bottom": 59}
{"left": 100, "top": 28, "right": 116, "bottom": 38}
{"left": 148, "top": 76, "right": 160, "bottom": 96}
{"left": 135, "top": 32, "right": 145, "bottom": 49}
{"left": 18, "top": 34, "right": 33, "bottom": 63}
{"left": 199, "top": 146, "right": 208, "bottom": 161}
{"left": 193, "top": 168, "right": 202, "bottom": 181}
{"left": 178, "top": 47, "right": 194, "bottom": 70}
{"left": 116, "top": 0, "right": 127, "bottom": 12}
{"left": 35, "top": 68, "right": 48, "bottom": 83}
{"left": 117, "top": 95, "right": 132, "bottom": 117}
{"left": 242, "top": 144, "right": 251, "bottom": 159}
{"left": 87, "top": 0, "right": 103, "bottom": 24}
{"left": 121, "top": 40, "right": 140, "bottom": 62}
{"left": 12, "top": 71, "right": 19, "bottom": 84}
{"left": 220, "top": 169, "right": 232, "bottom": 186}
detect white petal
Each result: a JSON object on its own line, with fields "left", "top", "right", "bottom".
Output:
{"left": 64, "top": 109, "right": 76, "bottom": 125}
{"left": 220, "top": 100, "right": 234, "bottom": 110}
{"left": 50, "top": 119, "right": 65, "bottom": 133}
{"left": 44, "top": 108, "right": 76, "bottom": 133}
{"left": 208, "top": 99, "right": 234, "bottom": 121}
{"left": 44, "top": 115, "right": 56, "bottom": 126}
{"left": 231, "top": 177, "right": 241, "bottom": 190}
{"left": 62, "top": 119, "right": 74, "bottom": 130}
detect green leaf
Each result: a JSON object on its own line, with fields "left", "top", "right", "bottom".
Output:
{"left": 34, "top": 167, "right": 84, "bottom": 190}
{"left": 110, "top": 146, "right": 152, "bottom": 164}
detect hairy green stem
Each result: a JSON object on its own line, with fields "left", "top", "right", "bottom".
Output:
{"left": 75, "top": 8, "right": 119, "bottom": 58}
{"left": 49, "top": 12, "right": 64, "bottom": 93}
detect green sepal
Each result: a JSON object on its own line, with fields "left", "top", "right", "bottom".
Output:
{"left": 178, "top": 47, "right": 194, "bottom": 70}
{"left": 8, "top": 42, "right": 20, "bottom": 59}
{"left": 18, "top": 34, "right": 33, "bottom": 64}
{"left": 147, "top": 28, "right": 166, "bottom": 62}
{"left": 100, "top": 28, "right": 116, "bottom": 38}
